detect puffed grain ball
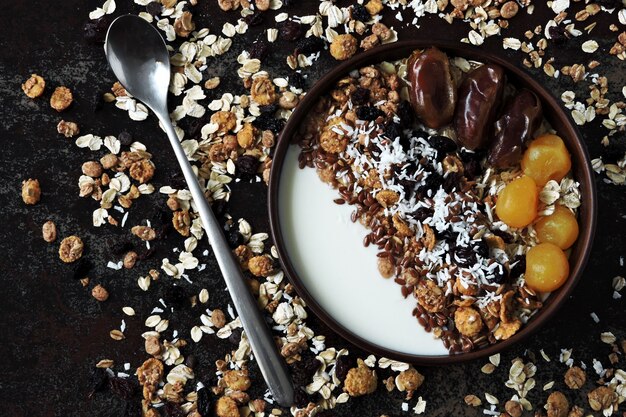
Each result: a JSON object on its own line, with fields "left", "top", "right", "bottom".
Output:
{"left": 546, "top": 391, "right": 569, "bottom": 417}
{"left": 42, "top": 220, "right": 57, "bottom": 243}
{"left": 50, "top": 86, "right": 73, "bottom": 112}
{"left": 236, "top": 123, "right": 256, "bottom": 149}
{"left": 22, "top": 74, "right": 45, "bottom": 98}
{"left": 250, "top": 77, "right": 277, "bottom": 106}
{"left": 454, "top": 306, "right": 484, "bottom": 337}
{"left": 223, "top": 369, "right": 251, "bottom": 391}
{"left": 100, "top": 153, "right": 119, "bottom": 170}
{"left": 500, "top": 1, "right": 519, "bottom": 19}
{"left": 57, "top": 120, "right": 80, "bottom": 138}
{"left": 145, "top": 335, "right": 162, "bottom": 356}
{"left": 396, "top": 367, "right": 424, "bottom": 392}
{"left": 215, "top": 396, "right": 240, "bottom": 417}
{"left": 505, "top": 400, "right": 523, "bottom": 417}
{"left": 248, "top": 255, "right": 274, "bottom": 277}
{"left": 344, "top": 359, "right": 377, "bottom": 397}
{"left": 377, "top": 257, "right": 394, "bottom": 278}
{"left": 255, "top": 0, "right": 269, "bottom": 11}
{"left": 22, "top": 178, "right": 41, "bottom": 205}
{"left": 92, "top": 284, "right": 109, "bottom": 302}
{"left": 58, "top": 235, "right": 84, "bottom": 263}
{"left": 587, "top": 386, "right": 616, "bottom": 411}
{"left": 330, "top": 34, "right": 358, "bottom": 61}
{"left": 211, "top": 309, "right": 227, "bottom": 328}
{"left": 123, "top": 251, "right": 138, "bottom": 269}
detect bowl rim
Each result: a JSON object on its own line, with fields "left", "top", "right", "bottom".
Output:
{"left": 267, "top": 40, "right": 597, "bottom": 365}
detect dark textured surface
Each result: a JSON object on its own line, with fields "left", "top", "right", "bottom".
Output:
{"left": 0, "top": 1, "right": 625, "bottom": 417}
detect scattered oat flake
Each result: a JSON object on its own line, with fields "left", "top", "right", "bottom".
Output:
{"left": 122, "top": 307, "right": 135, "bottom": 316}
{"left": 582, "top": 40, "right": 599, "bottom": 53}
{"left": 413, "top": 397, "right": 426, "bottom": 414}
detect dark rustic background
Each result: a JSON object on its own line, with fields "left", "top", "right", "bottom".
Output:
{"left": 1, "top": 1, "right": 625, "bottom": 416}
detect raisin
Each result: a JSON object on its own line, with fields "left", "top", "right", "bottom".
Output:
{"left": 429, "top": 135, "right": 457, "bottom": 159}
{"left": 235, "top": 155, "right": 261, "bottom": 178}
{"left": 87, "top": 368, "right": 108, "bottom": 398}
{"left": 384, "top": 122, "right": 403, "bottom": 141}
{"left": 137, "top": 247, "right": 156, "bottom": 261}
{"left": 146, "top": 1, "right": 162, "bottom": 16}
{"left": 464, "top": 159, "right": 482, "bottom": 179}
{"left": 278, "top": 20, "right": 304, "bottom": 42}
{"left": 351, "top": 87, "right": 370, "bottom": 105}
{"left": 163, "top": 285, "right": 187, "bottom": 309}
{"left": 548, "top": 25, "right": 569, "bottom": 44}
{"left": 443, "top": 172, "right": 460, "bottom": 192}
{"left": 108, "top": 377, "right": 137, "bottom": 401}
{"left": 259, "top": 103, "right": 279, "bottom": 114}
{"left": 509, "top": 255, "right": 526, "bottom": 280}
{"left": 83, "top": 16, "right": 111, "bottom": 44}
{"left": 294, "top": 388, "right": 312, "bottom": 408}
{"left": 164, "top": 403, "right": 186, "bottom": 417}
{"left": 396, "top": 101, "right": 414, "bottom": 127}
{"left": 292, "top": 354, "right": 321, "bottom": 387}
{"left": 351, "top": 4, "right": 370, "bottom": 22}
{"left": 71, "top": 258, "right": 93, "bottom": 280}
{"left": 252, "top": 113, "right": 284, "bottom": 133}
{"left": 419, "top": 171, "right": 443, "bottom": 194}
{"left": 118, "top": 131, "right": 133, "bottom": 146}
{"left": 474, "top": 240, "right": 490, "bottom": 259}
{"left": 437, "top": 228, "right": 458, "bottom": 244}
{"left": 356, "top": 105, "right": 384, "bottom": 121}
{"left": 185, "top": 355, "right": 197, "bottom": 369}
{"left": 334, "top": 356, "right": 354, "bottom": 381}
{"left": 459, "top": 148, "right": 484, "bottom": 179}
{"left": 289, "top": 72, "right": 306, "bottom": 89}
{"left": 295, "top": 36, "right": 325, "bottom": 55}
{"left": 454, "top": 246, "right": 477, "bottom": 267}
{"left": 212, "top": 200, "right": 227, "bottom": 217}
{"left": 486, "top": 263, "right": 506, "bottom": 284}
{"left": 197, "top": 386, "right": 212, "bottom": 417}
{"left": 107, "top": 238, "right": 134, "bottom": 255}
{"left": 169, "top": 171, "right": 188, "bottom": 190}
{"left": 249, "top": 40, "right": 269, "bottom": 60}
{"left": 187, "top": 114, "right": 211, "bottom": 139}
{"left": 228, "top": 328, "right": 242, "bottom": 345}
{"left": 492, "top": 229, "right": 514, "bottom": 244}
{"left": 244, "top": 12, "right": 264, "bottom": 27}
{"left": 227, "top": 230, "right": 243, "bottom": 248}
{"left": 411, "top": 207, "right": 434, "bottom": 222}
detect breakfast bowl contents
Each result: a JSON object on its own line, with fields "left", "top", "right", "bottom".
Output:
{"left": 269, "top": 42, "right": 596, "bottom": 363}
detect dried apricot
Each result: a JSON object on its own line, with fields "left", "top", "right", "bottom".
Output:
{"left": 535, "top": 205, "right": 579, "bottom": 249}
{"left": 495, "top": 176, "right": 538, "bottom": 228}
{"left": 521, "top": 134, "right": 571, "bottom": 186}
{"left": 525, "top": 242, "right": 569, "bottom": 292}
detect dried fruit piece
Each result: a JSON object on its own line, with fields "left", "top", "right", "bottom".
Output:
{"left": 92, "top": 284, "right": 109, "bottom": 301}
{"left": 454, "top": 63, "right": 505, "bottom": 150}
{"left": 50, "top": 86, "right": 73, "bottom": 112}
{"left": 521, "top": 134, "right": 571, "bottom": 187}
{"left": 495, "top": 176, "right": 538, "bottom": 228}
{"left": 21, "top": 178, "right": 41, "bottom": 205}
{"left": 525, "top": 242, "right": 569, "bottom": 292}
{"left": 535, "top": 206, "right": 579, "bottom": 250}
{"left": 42, "top": 220, "right": 57, "bottom": 243}
{"left": 407, "top": 47, "right": 457, "bottom": 129}
{"left": 59, "top": 236, "right": 84, "bottom": 263}
{"left": 22, "top": 74, "right": 45, "bottom": 98}
{"left": 488, "top": 89, "right": 542, "bottom": 168}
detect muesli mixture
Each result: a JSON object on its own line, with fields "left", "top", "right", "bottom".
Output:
{"left": 297, "top": 48, "right": 582, "bottom": 353}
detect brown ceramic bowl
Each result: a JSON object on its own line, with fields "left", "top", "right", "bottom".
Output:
{"left": 268, "top": 40, "right": 597, "bottom": 365}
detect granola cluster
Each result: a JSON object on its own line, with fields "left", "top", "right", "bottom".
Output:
{"left": 297, "top": 56, "right": 581, "bottom": 353}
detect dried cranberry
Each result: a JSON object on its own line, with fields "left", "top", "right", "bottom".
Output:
{"left": 146, "top": 1, "right": 162, "bottom": 16}
{"left": 548, "top": 25, "right": 569, "bottom": 43}
{"left": 351, "top": 87, "right": 370, "bottom": 105}
{"left": 334, "top": 356, "right": 354, "bottom": 381}
{"left": 509, "top": 255, "right": 526, "bottom": 280}
{"left": 163, "top": 285, "right": 187, "bottom": 309}
{"left": 197, "top": 386, "right": 212, "bottom": 417}
{"left": 108, "top": 377, "right": 137, "bottom": 401}
{"left": 249, "top": 41, "right": 269, "bottom": 60}
{"left": 351, "top": 4, "right": 370, "bottom": 22}
{"left": 278, "top": 20, "right": 304, "bottom": 41}
{"left": 356, "top": 105, "right": 384, "bottom": 121}
{"left": 235, "top": 155, "right": 261, "bottom": 178}
{"left": 164, "top": 403, "right": 186, "bottom": 417}
{"left": 227, "top": 230, "right": 243, "bottom": 248}
{"left": 289, "top": 72, "right": 306, "bottom": 89}
{"left": 411, "top": 207, "right": 434, "bottom": 222}
{"left": 244, "top": 12, "right": 264, "bottom": 26}
{"left": 118, "top": 131, "right": 133, "bottom": 146}
{"left": 252, "top": 113, "right": 284, "bottom": 133}
{"left": 384, "top": 122, "right": 403, "bottom": 141}
{"left": 295, "top": 36, "right": 325, "bottom": 55}
{"left": 71, "top": 258, "right": 93, "bottom": 280}
{"left": 87, "top": 368, "right": 108, "bottom": 398}
{"left": 83, "top": 16, "right": 111, "bottom": 44}
{"left": 429, "top": 135, "right": 457, "bottom": 159}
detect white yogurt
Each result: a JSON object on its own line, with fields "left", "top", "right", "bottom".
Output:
{"left": 278, "top": 146, "right": 448, "bottom": 356}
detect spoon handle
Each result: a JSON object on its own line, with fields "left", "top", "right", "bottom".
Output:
{"left": 156, "top": 112, "right": 294, "bottom": 406}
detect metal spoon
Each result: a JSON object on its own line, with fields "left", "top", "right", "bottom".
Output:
{"left": 105, "top": 14, "right": 293, "bottom": 406}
